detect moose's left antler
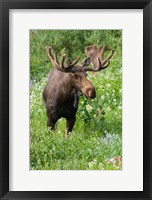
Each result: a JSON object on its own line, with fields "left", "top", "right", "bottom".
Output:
{"left": 45, "top": 46, "right": 80, "bottom": 73}
{"left": 83, "top": 45, "right": 114, "bottom": 72}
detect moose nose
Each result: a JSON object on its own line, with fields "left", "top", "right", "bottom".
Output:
{"left": 88, "top": 88, "right": 96, "bottom": 99}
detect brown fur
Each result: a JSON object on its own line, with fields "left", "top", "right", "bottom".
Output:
{"left": 43, "top": 68, "right": 95, "bottom": 136}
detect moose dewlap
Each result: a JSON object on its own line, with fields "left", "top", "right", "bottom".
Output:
{"left": 43, "top": 45, "right": 114, "bottom": 136}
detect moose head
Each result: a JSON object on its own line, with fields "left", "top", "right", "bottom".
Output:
{"left": 43, "top": 45, "right": 114, "bottom": 136}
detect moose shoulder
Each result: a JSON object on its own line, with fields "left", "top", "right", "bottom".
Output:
{"left": 43, "top": 45, "right": 114, "bottom": 136}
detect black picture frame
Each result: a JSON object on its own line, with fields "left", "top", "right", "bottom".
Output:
{"left": 0, "top": 0, "right": 152, "bottom": 199}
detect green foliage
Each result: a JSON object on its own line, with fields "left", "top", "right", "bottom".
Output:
{"left": 30, "top": 30, "right": 122, "bottom": 170}
{"left": 30, "top": 30, "right": 122, "bottom": 80}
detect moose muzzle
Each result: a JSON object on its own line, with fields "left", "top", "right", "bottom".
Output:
{"left": 82, "top": 86, "right": 96, "bottom": 99}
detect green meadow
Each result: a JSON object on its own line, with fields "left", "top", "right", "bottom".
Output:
{"left": 30, "top": 30, "right": 122, "bottom": 170}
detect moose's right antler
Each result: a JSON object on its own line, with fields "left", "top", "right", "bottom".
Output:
{"left": 45, "top": 46, "right": 80, "bottom": 73}
{"left": 83, "top": 45, "right": 114, "bottom": 72}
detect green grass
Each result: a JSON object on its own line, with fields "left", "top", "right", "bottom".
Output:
{"left": 30, "top": 30, "right": 122, "bottom": 170}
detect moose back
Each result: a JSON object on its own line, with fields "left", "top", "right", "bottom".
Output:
{"left": 43, "top": 45, "right": 114, "bottom": 136}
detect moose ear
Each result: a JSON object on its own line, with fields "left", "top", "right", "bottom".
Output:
{"left": 82, "top": 57, "right": 91, "bottom": 67}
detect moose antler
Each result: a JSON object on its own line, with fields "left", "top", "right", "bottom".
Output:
{"left": 83, "top": 45, "right": 114, "bottom": 72}
{"left": 45, "top": 46, "right": 80, "bottom": 72}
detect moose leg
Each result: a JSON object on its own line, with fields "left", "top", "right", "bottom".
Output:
{"left": 66, "top": 117, "right": 76, "bottom": 136}
{"left": 46, "top": 107, "right": 58, "bottom": 132}
{"left": 47, "top": 118, "right": 57, "bottom": 131}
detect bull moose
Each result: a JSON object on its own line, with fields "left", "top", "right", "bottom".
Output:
{"left": 43, "top": 45, "right": 114, "bottom": 136}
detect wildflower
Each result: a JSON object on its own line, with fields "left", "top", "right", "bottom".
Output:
{"left": 106, "top": 83, "right": 111, "bottom": 87}
{"left": 101, "top": 95, "right": 104, "bottom": 100}
{"left": 99, "top": 163, "right": 104, "bottom": 170}
{"left": 88, "top": 159, "right": 97, "bottom": 168}
{"left": 96, "top": 108, "right": 102, "bottom": 114}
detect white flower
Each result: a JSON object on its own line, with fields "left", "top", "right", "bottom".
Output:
{"left": 106, "top": 83, "right": 111, "bottom": 87}
{"left": 88, "top": 159, "right": 97, "bottom": 168}
{"left": 118, "top": 106, "right": 122, "bottom": 110}
{"left": 101, "top": 95, "right": 104, "bottom": 100}
{"left": 99, "top": 163, "right": 104, "bottom": 170}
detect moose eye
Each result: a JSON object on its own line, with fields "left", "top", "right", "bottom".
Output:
{"left": 73, "top": 74, "right": 79, "bottom": 79}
